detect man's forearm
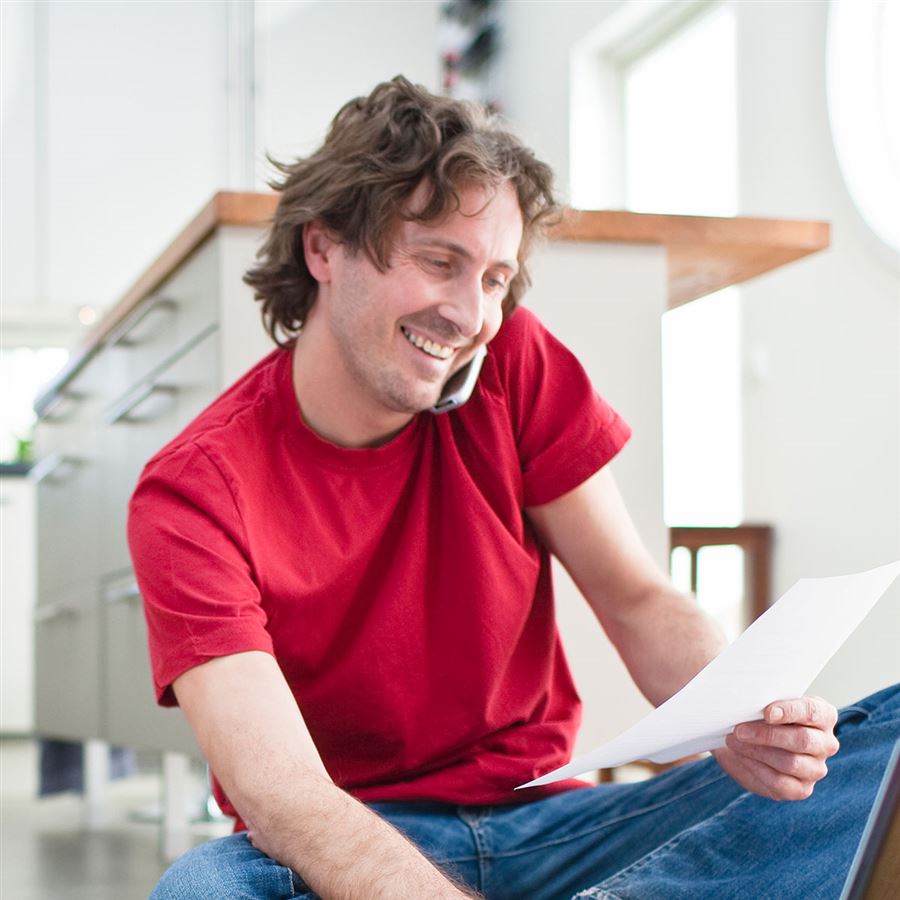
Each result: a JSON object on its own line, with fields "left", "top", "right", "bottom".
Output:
{"left": 524, "top": 469, "right": 728, "bottom": 708}
{"left": 174, "top": 652, "right": 477, "bottom": 900}
{"left": 242, "top": 768, "right": 478, "bottom": 900}
{"left": 600, "top": 584, "right": 728, "bottom": 707}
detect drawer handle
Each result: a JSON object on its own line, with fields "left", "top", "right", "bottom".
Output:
{"left": 107, "top": 383, "right": 178, "bottom": 425}
{"left": 106, "top": 579, "right": 142, "bottom": 606}
{"left": 108, "top": 297, "right": 178, "bottom": 347}
{"left": 41, "top": 389, "right": 88, "bottom": 423}
{"left": 29, "top": 453, "right": 81, "bottom": 485}
{"left": 35, "top": 602, "right": 78, "bottom": 624}
{"left": 105, "top": 322, "right": 217, "bottom": 426}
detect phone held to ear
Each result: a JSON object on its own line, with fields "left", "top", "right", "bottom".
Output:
{"left": 431, "top": 345, "right": 487, "bottom": 414}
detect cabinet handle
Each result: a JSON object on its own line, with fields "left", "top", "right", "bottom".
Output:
{"left": 108, "top": 297, "right": 178, "bottom": 347}
{"left": 34, "top": 602, "right": 78, "bottom": 624}
{"left": 104, "top": 322, "right": 217, "bottom": 425}
{"left": 41, "top": 389, "right": 88, "bottom": 423}
{"left": 106, "top": 579, "right": 142, "bottom": 606}
{"left": 106, "top": 383, "right": 178, "bottom": 425}
{"left": 29, "top": 453, "right": 81, "bottom": 485}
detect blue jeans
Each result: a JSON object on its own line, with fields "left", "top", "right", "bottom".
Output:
{"left": 151, "top": 684, "right": 900, "bottom": 899}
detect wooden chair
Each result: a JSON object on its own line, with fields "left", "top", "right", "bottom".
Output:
{"left": 598, "top": 524, "right": 773, "bottom": 784}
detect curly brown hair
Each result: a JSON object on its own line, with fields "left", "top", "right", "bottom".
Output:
{"left": 244, "top": 76, "right": 560, "bottom": 346}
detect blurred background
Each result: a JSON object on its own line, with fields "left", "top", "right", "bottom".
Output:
{"left": 1, "top": 1, "right": 898, "bottom": 897}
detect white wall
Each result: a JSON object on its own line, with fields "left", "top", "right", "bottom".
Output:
{"left": 735, "top": 0, "right": 900, "bottom": 705}
{"left": 0, "top": 1, "right": 38, "bottom": 311}
{"left": 497, "top": 0, "right": 626, "bottom": 199}
{"left": 1, "top": 0, "right": 227, "bottom": 318}
{"left": 255, "top": 0, "right": 440, "bottom": 169}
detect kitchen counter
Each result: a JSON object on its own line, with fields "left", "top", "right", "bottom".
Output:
{"left": 35, "top": 192, "right": 829, "bottom": 415}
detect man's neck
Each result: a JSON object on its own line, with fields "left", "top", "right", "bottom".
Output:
{"left": 290, "top": 330, "right": 415, "bottom": 449}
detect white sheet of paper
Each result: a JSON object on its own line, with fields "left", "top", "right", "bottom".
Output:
{"left": 517, "top": 559, "right": 900, "bottom": 789}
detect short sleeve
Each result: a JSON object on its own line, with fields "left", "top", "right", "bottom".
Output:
{"left": 128, "top": 442, "right": 274, "bottom": 706}
{"left": 490, "top": 307, "right": 632, "bottom": 507}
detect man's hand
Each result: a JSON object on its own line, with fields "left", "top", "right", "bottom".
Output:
{"left": 714, "top": 696, "right": 840, "bottom": 800}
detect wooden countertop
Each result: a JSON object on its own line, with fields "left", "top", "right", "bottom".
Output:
{"left": 35, "top": 192, "right": 830, "bottom": 412}
{"left": 554, "top": 209, "right": 830, "bottom": 308}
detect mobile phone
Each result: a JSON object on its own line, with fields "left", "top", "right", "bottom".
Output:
{"left": 431, "top": 345, "right": 487, "bottom": 414}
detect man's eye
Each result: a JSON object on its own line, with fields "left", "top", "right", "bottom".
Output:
{"left": 485, "top": 276, "right": 509, "bottom": 293}
{"left": 427, "top": 258, "right": 451, "bottom": 270}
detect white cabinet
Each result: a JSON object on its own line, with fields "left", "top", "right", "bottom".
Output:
{"left": 101, "top": 239, "right": 220, "bottom": 576}
{"left": 33, "top": 350, "right": 109, "bottom": 598}
{"left": 34, "top": 579, "right": 102, "bottom": 741}
{"left": 0, "top": 475, "right": 36, "bottom": 733}
{"left": 102, "top": 572, "right": 198, "bottom": 755}
{"left": 33, "top": 220, "right": 272, "bottom": 755}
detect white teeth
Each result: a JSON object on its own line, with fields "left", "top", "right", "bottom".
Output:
{"left": 402, "top": 327, "right": 453, "bottom": 360}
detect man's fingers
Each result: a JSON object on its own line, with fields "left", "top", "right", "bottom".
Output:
{"left": 733, "top": 722, "right": 840, "bottom": 758}
{"left": 715, "top": 748, "right": 779, "bottom": 800}
{"left": 721, "top": 696, "right": 839, "bottom": 802}
{"left": 747, "top": 763, "right": 815, "bottom": 801}
{"left": 715, "top": 747, "right": 814, "bottom": 801}
{"left": 724, "top": 734, "right": 829, "bottom": 782}
{"left": 764, "top": 696, "right": 838, "bottom": 728}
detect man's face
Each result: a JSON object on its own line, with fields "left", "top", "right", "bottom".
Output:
{"left": 316, "top": 180, "right": 524, "bottom": 421}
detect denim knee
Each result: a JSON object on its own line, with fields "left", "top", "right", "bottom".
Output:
{"left": 836, "top": 682, "right": 900, "bottom": 735}
{"left": 150, "top": 833, "right": 306, "bottom": 900}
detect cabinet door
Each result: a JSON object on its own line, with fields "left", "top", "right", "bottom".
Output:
{"left": 34, "top": 580, "right": 101, "bottom": 741}
{"left": 102, "top": 324, "right": 221, "bottom": 574}
{"left": 33, "top": 352, "right": 108, "bottom": 599}
{"left": 0, "top": 477, "right": 36, "bottom": 732}
{"left": 103, "top": 572, "right": 199, "bottom": 755}
{"left": 105, "top": 237, "right": 219, "bottom": 393}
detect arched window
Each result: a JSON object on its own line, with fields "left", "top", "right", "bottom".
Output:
{"left": 827, "top": 0, "right": 900, "bottom": 255}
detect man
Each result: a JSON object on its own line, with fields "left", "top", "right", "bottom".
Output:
{"left": 130, "top": 77, "right": 898, "bottom": 899}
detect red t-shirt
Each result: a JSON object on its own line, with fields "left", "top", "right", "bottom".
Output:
{"left": 128, "top": 307, "right": 631, "bottom": 822}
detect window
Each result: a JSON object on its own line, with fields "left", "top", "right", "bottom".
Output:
{"left": 0, "top": 347, "right": 68, "bottom": 462}
{"left": 622, "top": 4, "right": 741, "bottom": 528}
{"left": 623, "top": 5, "right": 737, "bottom": 218}
{"left": 827, "top": 0, "right": 900, "bottom": 255}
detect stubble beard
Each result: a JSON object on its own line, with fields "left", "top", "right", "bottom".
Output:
{"left": 354, "top": 351, "right": 441, "bottom": 416}
{"left": 329, "top": 273, "right": 444, "bottom": 417}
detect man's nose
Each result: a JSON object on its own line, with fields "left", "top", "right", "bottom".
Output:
{"left": 437, "top": 278, "right": 486, "bottom": 342}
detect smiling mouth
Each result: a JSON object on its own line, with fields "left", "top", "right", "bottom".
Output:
{"left": 401, "top": 326, "right": 455, "bottom": 360}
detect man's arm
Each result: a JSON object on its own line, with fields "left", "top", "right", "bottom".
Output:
{"left": 526, "top": 467, "right": 838, "bottom": 799}
{"left": 173, "top": 651, "right": 478, "bottom": 899}
{"left": 527, "top": 467, "right": 727, "bottom": 705}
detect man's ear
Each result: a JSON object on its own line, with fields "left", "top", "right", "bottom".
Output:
{"left": 302, "top": 220, "right": 338, "bottom": 283}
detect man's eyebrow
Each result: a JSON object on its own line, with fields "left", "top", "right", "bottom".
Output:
{"left": 410, "top": 238, "right": 519, "bottom": 274}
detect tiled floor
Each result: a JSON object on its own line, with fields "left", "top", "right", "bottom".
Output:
{"left": 0, "top": 739, "right": 230, "bottom": 900}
